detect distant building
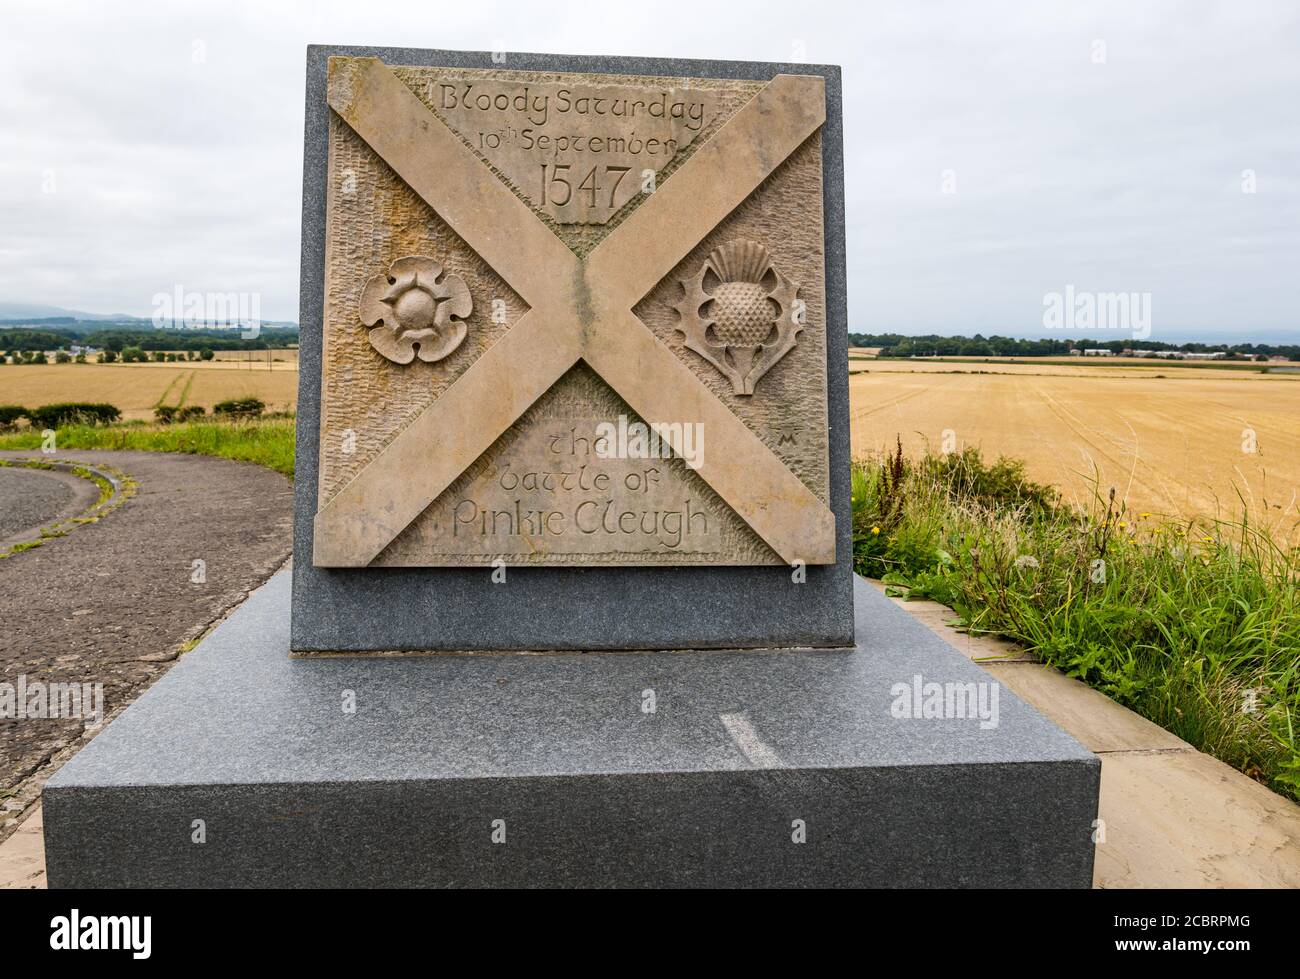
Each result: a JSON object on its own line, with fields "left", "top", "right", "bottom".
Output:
{"left": 1082, "top": 348, "right": 1115, "bottom": 356}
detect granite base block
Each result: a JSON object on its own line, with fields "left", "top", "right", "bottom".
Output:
{"left": 43, "top": 572, "right": 1099, "bottom": 887}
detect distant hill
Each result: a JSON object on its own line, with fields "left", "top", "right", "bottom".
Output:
{"left": 0, "top": 302, "right": 298, "bottom": 339}
{"left": 0, "top": 302, "right": 143, "bottom": 322}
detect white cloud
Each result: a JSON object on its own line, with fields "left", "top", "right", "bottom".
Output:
{"left": 0, "top": 0, "right": 1296, "bottom": 339}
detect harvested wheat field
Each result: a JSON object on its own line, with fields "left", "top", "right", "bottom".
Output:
{"left": 850, "top": 360, "right": 1300, "bottom": 537}
{"left": 0, "top": 363, "right": 298, "bottom": 420}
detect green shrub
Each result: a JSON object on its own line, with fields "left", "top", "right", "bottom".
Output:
{"left": 0, "top": 405, "right": 26, "bottom": 429}
{"left": 154, "top": 404, "right": 204, "bottom": 424}
{"left": 213, "top": 397, "right": 264, "bottom": 419}
{"left": 199, "top": 348, "right": 214, "bottom": 361}
{"left": 919, "top": 448, "right": 1060, "bottom": 515}
{"left": 55, "top": 350, "right": 72, "bottom": 364}
{"left": 99, "top": 349, "right": 118, "bottom": 364}
{"left": 25, "top": 402, "right": 121, "bottom": 428}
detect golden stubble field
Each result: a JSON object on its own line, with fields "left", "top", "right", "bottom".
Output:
{"left": 5, "top": 352, "right": 1298, "bottom": 534}
{"left": 850, "top": 360, "right": 1300, "bottom": 534}
{"left": 0, "top": 361, "right": 298, "bottom": 420}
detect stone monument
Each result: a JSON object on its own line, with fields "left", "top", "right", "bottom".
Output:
{"left": 41, "top": 47, "right": 1099, "bottom": 888}
{"left": 294, "top": 52, "right": 850, "bottom": 651}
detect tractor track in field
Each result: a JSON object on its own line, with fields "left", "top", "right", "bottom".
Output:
{"left": 1027, "top": 382, "right": 1189, "bottom": 514}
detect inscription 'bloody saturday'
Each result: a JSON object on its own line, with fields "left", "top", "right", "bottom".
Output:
{"left": 426, "top": 76, "right": 718, "bottom": 224}
{"left": 435, "top": 82, "right": 708, "bottom": 132}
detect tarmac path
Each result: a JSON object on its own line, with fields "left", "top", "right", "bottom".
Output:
{"left": 0, "top": 450, "right": 293, "bottom": 842}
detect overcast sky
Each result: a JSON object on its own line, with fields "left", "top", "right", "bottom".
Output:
{"left": 1, "top": 0, "right": 1297, "bottom": 340}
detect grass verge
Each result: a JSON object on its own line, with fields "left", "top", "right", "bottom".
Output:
{"left": 853, "top": 440, "right": 1300, "bottom": 803}
{"left": 0, "top": 418, "right": 297, "bottom": 479}
{"left": 0, "top": 458, "right": 137, "bottom": 557}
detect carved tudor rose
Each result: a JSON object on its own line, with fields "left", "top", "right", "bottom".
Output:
{"left": 359, "top": 256, "right": 472, "bottom": 364}
{"left": 674, "top": 240, "right": 803, "bottom": 396}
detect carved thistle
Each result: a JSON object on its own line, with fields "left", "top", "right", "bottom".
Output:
{"left": 673, "top": 240, "right": 802, "bottom": 395}
{"left": 359, "top": 256, "right": 472, "bottom": 364}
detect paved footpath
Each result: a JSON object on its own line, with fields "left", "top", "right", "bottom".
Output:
{"left": 0, "top": 450, "right": 293, "bottom": 885}
{"left": 868, "top": 582, "right": 1300, "bottom": 888}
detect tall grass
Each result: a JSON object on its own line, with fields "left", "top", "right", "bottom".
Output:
{"left": 853, "top": 440, "right": 1300, "bottom": 802}
{"left": 0, "top": 418, "right": 297, "bottom": 479}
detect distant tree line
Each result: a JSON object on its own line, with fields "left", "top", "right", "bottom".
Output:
{"left": 848, "top": 333, "right": 1300, "bottom": 360}
{"left": 0, "top": 327, "right": 299, "bottom": 353}
{"left": 0, "top": 329, "right": 74, "bottom": 351}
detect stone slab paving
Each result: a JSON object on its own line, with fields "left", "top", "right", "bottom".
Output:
{"left": 0, "top": 805, "right": 43, "bottom": 889}
{"left": 0, "top": 450, "right": 293, "bottom": 855}
{"left": 869, "top": 582, "right": 1300, "bottom": 888}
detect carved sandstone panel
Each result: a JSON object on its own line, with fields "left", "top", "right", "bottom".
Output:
{"left": 318, "top": 59, "right": 831, "bottom": 567}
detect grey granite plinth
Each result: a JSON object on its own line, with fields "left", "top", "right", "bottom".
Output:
{"left": 43, "top": 572, "right": 1099, "bottom": 887}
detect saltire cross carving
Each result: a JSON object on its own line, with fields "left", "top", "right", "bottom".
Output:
{"left": 315, "top": 57, "right": 835, "bottom": 567}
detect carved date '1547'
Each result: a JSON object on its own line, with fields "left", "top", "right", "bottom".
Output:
{"left": 539, "top": 163, "right": 632, "bottom": 210}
